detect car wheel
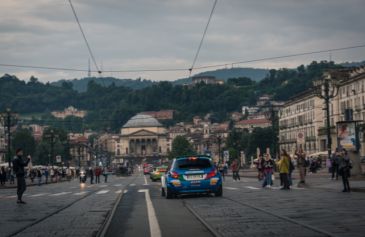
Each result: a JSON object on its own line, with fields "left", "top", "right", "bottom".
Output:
{"left": 161, "top": 187, "right": 165, "bottom": 197}
{"left": 215, "top": 185, "right": 223, "bottom": 197}
{"left": 166, "top": 187, "right": 173, "bottom": 199}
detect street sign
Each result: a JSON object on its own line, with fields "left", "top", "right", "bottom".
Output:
{"left": 56, "top": 155, "right": 62, "bottom": 163}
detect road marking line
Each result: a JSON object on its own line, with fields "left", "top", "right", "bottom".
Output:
{"left": 50, "top": 192, "right": 72, "bottom": 196}
{"left": 129, "top": 184, "right": 136, "bottom": 186}
{"left": 100, "top": 184, "right": 108, "bottom": 188}
{"left": 74, "top": 191, "right": 89, "bottom": 196}
{"left": 113, "top": 184, "right": 122, "bottom": 187}
{"left": 224, "top": 187, "right": 238, "bottom": 190}
{"left": 245, "top": 186, "right": 260, "bottom": 190}
{"left": 96, "top": 189, "right": 110, "bottom": 194}
{"left": 138, "top": 189, "right": 161, "bottom": 237}
{"left": 3, "top": 195, "right": 16, "bottom": 199}
{"left": 123, "top": 190, "right": 128, "bottom": 194}
{"left": 30, "top": 193, "right": 49, "bottom": 197}
{"left": 144, "top": 175, "right": 148, "bottom": 185}
{"left": 115, "top": 190, "right": 122, "bottom": 194}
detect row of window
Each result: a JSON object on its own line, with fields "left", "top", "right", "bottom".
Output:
{"left": 280, "top": 99, "right": 315, "bottom": 117}
{"left": 339, "top": 80, "right": 365, "bottom": 99}
{"left": 279, "top": 111, "right": 315, "bottom": 128}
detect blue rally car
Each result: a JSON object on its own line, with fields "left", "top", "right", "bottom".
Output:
{"left": 161, "top": 156, "right": 222, "bottom": 199}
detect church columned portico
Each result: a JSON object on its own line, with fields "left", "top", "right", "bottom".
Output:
{"left": 118, "top": 114, "right": 168, "bottom": 162}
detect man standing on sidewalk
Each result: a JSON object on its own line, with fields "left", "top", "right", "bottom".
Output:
{"left": 296, "top": 148, "right": 307, "bottom": 185}
{"left": 12, "top": 148, "right": 31, "bottom": 204}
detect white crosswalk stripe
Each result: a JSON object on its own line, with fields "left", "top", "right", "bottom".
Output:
{"left": 113, "top": 184, "right": 122, "bottom": 187}
{"left": 100, "top": 184, "right": 108, "bottom": 188}
{"left": 115, "top": 190, "right": 122, "bottom": 194}
{"left": 73, "top": 191, "right": 89, "bottom": 196}
{"left": 129, "top": 184, "right": 136, "bottom": 186}
{"left": 30, "top": 193, "right": 49, "bottom": 197}
{"left": 245, "top": 186, "right": 260, "bottom": 190}
{"left": 224, "top": 187, "right": 238, "bottom": 190}
{"left": 50, "top": 192, "right": 72, "bottom": 196}
{"left": 96, "top": 189, "right": 110, "bottom": 194}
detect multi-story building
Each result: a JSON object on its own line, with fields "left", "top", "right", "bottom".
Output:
{"left": 279, "top": 66, "right": 365, "bottom": 156}
{"left": 279, "top": 91, "right": 323, "bottom": 155}
{"left": 192, "top": 76, "right": 224, "bottom": 85}
{"left": 51, "top": 106, "right": 87, "bottom": 119}
{"left": 235, "top": 118, "right": 271, "bottom": 133}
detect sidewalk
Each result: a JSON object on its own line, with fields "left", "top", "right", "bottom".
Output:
{"left": 0, "top": 177, "right": 75, "bottom": 189}
{"left": 228, "top": 168, "right": 365, "bottom": 192}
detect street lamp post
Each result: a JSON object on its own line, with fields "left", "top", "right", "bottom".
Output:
{"left": 313, "top": 72, "right": 339, "bottom": 161}
{"left": 0, "top": 108, "right": 17, "bottom": 168}
{"left": 217, "top": 135, "right": 222, "bottom": 163}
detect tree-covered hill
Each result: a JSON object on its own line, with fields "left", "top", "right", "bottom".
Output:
{"left": 0, "top": 60, "right": 348, "bottom": 132}
{"left": 52, "top": 76, "right": 155, "bottom": 92}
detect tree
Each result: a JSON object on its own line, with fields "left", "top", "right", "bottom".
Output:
{"left": 169, "top": 136, "right": 195, "bottom": 159}
{"left": 12, "top": 128, "right": 36, "bottom": 157}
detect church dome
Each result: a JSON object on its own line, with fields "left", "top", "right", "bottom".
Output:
{"left": 123, "top": 114, "right": 162, "bottom": 128}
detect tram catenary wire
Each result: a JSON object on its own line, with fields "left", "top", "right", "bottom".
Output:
{"left": 1, "top": 43, "right": 365, "bottom": 75}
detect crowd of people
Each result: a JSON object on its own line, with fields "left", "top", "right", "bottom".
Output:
{"left": 221, "top": 147, "right": 353, "bottom": 192}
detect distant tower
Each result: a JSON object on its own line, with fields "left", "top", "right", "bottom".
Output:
{"left": 88, "top": 58, "right": 91, "bottom": 77}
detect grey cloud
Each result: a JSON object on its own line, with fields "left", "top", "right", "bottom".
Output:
{"left": 0, "top": 0, "right": 364, "bottom": 82}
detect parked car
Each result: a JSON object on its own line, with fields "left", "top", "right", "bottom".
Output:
{"left": 143, "top": 164, "right": 154, "bottom": 175}
{"left": 161, "top": 156, "right": 222, "bottom": 199}
{"left": 150, "top": 166, "right": 168, "bottom": 181}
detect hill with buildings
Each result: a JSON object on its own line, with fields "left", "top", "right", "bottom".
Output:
{"left": 0, "top": 60, "right": 350, "bottom": 132}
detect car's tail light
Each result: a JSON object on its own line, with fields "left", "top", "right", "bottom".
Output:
{"left": 206, "top": 169, "right": 216, "bottom": 179}
{"left": 170, "top": 171, "right": 179, "bottom": 179}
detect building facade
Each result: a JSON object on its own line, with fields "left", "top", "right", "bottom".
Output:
{"left": 51, "top": 106, "right": 87, "bottom": 119}
{"left": 117, "top": 114, "right": 169, "bottom": 162}
{"left": 279, "top": 67, "right": 365, "bottom": 156}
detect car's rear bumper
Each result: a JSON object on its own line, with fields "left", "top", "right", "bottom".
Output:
{"left": 166, "top": 178, "right": 222, "bottom": 194}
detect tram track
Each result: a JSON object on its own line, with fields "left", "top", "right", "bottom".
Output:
{"left": 182, "top": 194, "right": 339, "bottom": 237}
{"left": 6, "top": 176, "right": 138, "bottom": 237}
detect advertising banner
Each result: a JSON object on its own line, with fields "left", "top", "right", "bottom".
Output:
{"left": 337, "top": 122, "right": 357, "bottom": 151}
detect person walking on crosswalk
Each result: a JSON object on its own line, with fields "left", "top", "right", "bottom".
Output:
{"left": 12, "top": 148, "right": 31, "bottom": 204}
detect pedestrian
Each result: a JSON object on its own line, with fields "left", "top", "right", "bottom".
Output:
{"left": 0, "top": 166, "right": 6, "bottom": 185}
{"left": 339, "top": 149, "right": 352, "bottom": 192}
{"left": 262, "top": 153, "right": 274, "bottom": 188}
{"left": 12, "top": 149, "right": 31, "bottom": 204}
{"left": 288, "top": 156, "right": 295, "bottom": 187}
{"left": 218, "top": 162, "right": 225, "bottom": 181}
{"left": 89, "top": 167, "right": 94, "bottom": 184}
{"left": 103, "top": 167, "right": 108, "bottom": 183}
{"left": 44, "top": 168, "right": 49, "bottom": 184}
{"left": 276, "top": 149, "right": 290, "bottom": 190}
{"left": 254, "top": 155, "right": 264, "bottom": 181}
{"left": 66, "top": 167, "right": 72, "bottom": 181}
{"left": 295, "top": 148, "right": 307, "bottom": 185}
{"left": 29, "top": 169, "right": 36, "bottom": 183}
{"left": 50, "top": 168, "right": 54, "bottom": 183}
{"left": 9, "top": 168, "right": 15, "bottom": 184}
{"left": 231, "top": 159, "right": 240, "bottom": 181}
{"left": 331, "top": 149, "right": 340, "bottom": 180}
{"left": 95, "top": 166, "right": 101, "bottom": 184}
{"left": 36, "top": 168, "right": 42, "bottom": 186}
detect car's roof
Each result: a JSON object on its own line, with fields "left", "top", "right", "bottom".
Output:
{"left": 175, "top": 155, "right": 211, "bottom": 160}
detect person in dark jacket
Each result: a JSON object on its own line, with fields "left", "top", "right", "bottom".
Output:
{"left": 339, "top": 149, "right": 352, "bottom": 192}
{"left": 89, "top": 167, "right": 94, "bottom": 184}
{"left": 12, "top": 148, "right": 31, "bottom": 204}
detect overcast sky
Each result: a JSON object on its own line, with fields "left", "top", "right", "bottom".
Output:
{"left": 0, "top": 0, "right": 365, "bottom": 82}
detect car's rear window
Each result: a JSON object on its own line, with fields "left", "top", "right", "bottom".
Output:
{"left": 175, "top": 158, "right": 212, "bottom": 169}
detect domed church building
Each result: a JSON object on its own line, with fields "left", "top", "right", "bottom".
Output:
{"left": 119, "top": 114, "right": 169, "bottom": 162}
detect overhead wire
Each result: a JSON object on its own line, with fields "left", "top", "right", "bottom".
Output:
{"left": 189, "top": 0, "right": 218, "bottom": 77}
{"left": 68, "top": 0, "right": 101, "bottom": 74}
{"left": 1, "top": 44, "right": 365, "bottom": 74}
